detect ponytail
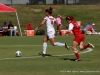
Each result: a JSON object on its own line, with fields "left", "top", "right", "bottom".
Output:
{"left": 45, "top": 7, "right": 53, "bottom": 15}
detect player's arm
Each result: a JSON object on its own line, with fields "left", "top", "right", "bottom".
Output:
{"left": 35, "top": 19, "right": 46, "bottom": 31}
{"left": 66, "top": 23, "right": 74, "bottom": 34}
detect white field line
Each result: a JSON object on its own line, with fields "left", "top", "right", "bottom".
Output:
{"left": 53, "top": 48, "right": 92, "bottom": 56}
{"left": 0, "top": 56, "right": 41, "bottom": 60}
{"left": 0, "top": 45, "right": 42, "bottom": 46}
{"left": 0, "top": 48, "right": 93, "bottom": 60}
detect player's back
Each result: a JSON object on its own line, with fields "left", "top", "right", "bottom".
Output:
{"left": 44, "top": 16, "right": 56, "bottom": 32}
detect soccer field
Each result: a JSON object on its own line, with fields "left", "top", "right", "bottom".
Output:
{"left": 0, "top": 35, "right": 99, "bottom": 75}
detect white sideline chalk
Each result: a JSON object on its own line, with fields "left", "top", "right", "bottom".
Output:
{"left": 0, "top": 48, "right": 93, "bottom": 60}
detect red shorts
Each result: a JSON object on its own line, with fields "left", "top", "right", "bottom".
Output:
{"left": 74, "top": 34, "right": 85, "bottom": 43}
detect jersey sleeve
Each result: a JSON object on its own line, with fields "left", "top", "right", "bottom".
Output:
{"left": 68, "top": 23, "right": 74, "bottom": 31}
{"left": 44, "top": 17, "right": 47, "bottom": 20}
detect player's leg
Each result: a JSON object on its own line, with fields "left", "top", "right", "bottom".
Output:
{"left": 79, "top": 42, "right": 94, "bottom": 51}
{"left": 49, "top": 30, "right": 69, "bottom": 49}
{"left": 59, "top": 25, "right": 62, "bottom": 35}
{"left": 39, "top": 36, "right": 49, "bottom": 56}
{"left": 43, "top": 36, "right": 49, "bottom": 54}
{"left": 59, "top": 25, "right": 62, "bottom": 31}
{"left": 79, "top": 41, "right": 84, "bottom": 50}
{"left": 49, "top": 37, "right": 63, "bottom": 46}
{"left": 72, "top": 41, "right": 81, "bottom": 61}
{"left": 48, "top": 33, "right": 69, "bottom": 49}
{"left": 79, "top": 41, "right": 89, "bottom": 50}
{"left": 48, "top": 37, "right": 69, "bottom": 50}
{"left": 78, "top": 35, "right": 90, "bottom": 50}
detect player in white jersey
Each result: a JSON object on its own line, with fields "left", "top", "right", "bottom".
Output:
{"left": 35, "top": 7, "right": 69, "bottom": 57}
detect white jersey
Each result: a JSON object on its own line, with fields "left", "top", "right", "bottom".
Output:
{"left": 44, "top": 16, "right": 56, "bottom": 32}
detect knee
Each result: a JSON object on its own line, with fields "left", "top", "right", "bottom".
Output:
{"left": 53, "top": 42, "right": 58, "bottom": 46}
{"left": 43, "top": 39, "right": 45, "bottom": 42}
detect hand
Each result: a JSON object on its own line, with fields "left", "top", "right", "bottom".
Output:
{"left": 65, "top": 31, "right": 69, "bottom": 35}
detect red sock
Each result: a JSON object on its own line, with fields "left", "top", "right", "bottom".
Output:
{"left": 83, "top": 44, "right": 89, "bottom": 49}
{"left": 74, "top": 50, "right": 80, "bottom": 60}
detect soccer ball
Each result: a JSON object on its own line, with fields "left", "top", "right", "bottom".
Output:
{"left": 15, "top": 51, "right": 22, "bottom": 57}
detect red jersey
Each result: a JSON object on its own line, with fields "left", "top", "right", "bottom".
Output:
{"left": 71, "top": 21, "right": 83, "bottom": 37}
{"left": 68, "top": 21, "right": 85, "bottom": 42}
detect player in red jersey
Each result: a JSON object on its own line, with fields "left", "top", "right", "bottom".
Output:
{"left": 65, "top": 16, "right": 94, "bottom": 61}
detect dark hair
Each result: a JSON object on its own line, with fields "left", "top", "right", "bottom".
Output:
{"left": 45, "top": 7, "right": 53, "bottom": 15}
{"left": 66, "top": 16, "right": 74, "bottom": 21}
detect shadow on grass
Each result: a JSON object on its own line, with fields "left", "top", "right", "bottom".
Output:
{"left": 34, "top": 54, "right": 92, "bottom": 62}
{"left": 61, "top": 58, "right": 92, "bottom": 62}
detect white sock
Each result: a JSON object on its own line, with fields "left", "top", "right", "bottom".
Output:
{"left": 74, "top": 50, "right": 78, "bottom": 53}
{"left": 54, "top": 42, "right": 65, "bottom": 46}
{"left": 43, "top": 42, "right": 47, "bottom": 54}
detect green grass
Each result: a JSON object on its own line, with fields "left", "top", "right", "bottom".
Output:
{"left": 0, "top": 5, "right": 100, "bottom": 36}
{"left": 0, "top": 35, "right": 99, "bottom": 75}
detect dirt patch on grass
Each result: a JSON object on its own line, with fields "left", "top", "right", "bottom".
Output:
{"left": 31, "top": 9, "right": 42, "bottom": 12}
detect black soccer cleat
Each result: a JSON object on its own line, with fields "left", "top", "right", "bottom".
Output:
{"left": 65, "top": 43, "right": 69, "bottom": 50}
{"left": 39, "top": 52, "right": 45, "bottom": 57}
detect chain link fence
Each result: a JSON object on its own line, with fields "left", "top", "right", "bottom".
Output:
{"left": 0, "top": 0, "right": 100, "bottom": 5}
